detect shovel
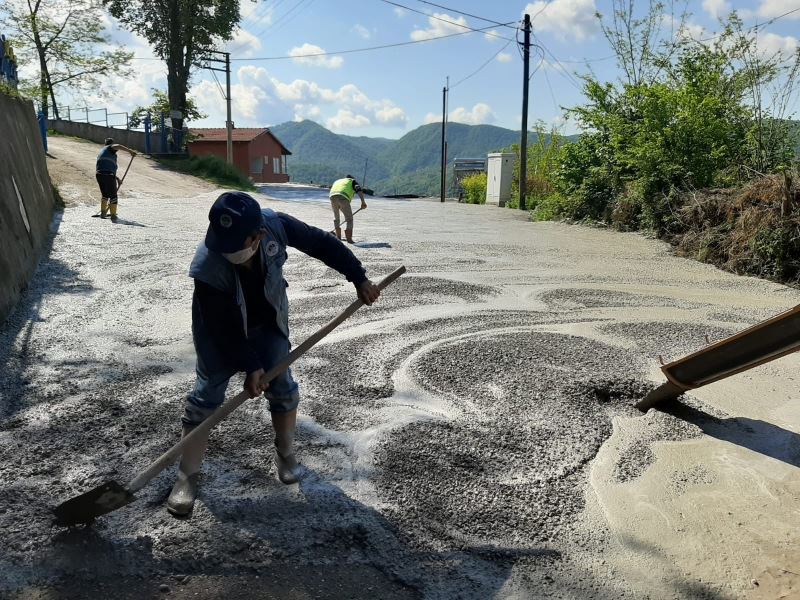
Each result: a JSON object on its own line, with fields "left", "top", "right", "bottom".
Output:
{"left": 91, "top": 153, "right": 135, "bottom": 218}
{"left": 329, "top": 206, "right": 365, "bottom": 235}
{"left": 116, "top": 153, "right": 135, "bottom": 193}
{"left": 53, "top": 265, "right": 407, "bottom": 526}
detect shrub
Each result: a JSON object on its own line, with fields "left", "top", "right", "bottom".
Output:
{"left": 159, "top": 154, "right": 255, "bottom": 190}
{"left": 462, "top": 172, "right": 487, "bottom": 204}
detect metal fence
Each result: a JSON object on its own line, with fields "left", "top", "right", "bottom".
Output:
{"left": 59, "top": 106, "right": 185, "bottom": 154}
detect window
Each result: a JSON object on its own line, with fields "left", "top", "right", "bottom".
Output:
{"left": 273, "top": 157, "right": 281, "bottom": 174}
{"left": 250, "top": 156, "right": 263, "bottom": 174}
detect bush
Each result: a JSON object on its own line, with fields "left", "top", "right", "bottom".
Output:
{"left": 159, "top": 154, "right": 255, "bottom": 190}
{"left": 461, "top": 172, "right": 487, "bottom": 204}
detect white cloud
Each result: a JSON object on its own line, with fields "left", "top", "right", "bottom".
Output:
{"left": 410, "top": 12, "right": 469, "bottom": 41}
{"left": 192, "top": 66, "right": 407, "bottom": 130}
{"left": 426, "top": 103, "right": 497, "bottom": 125}
{"left": 450, "top": 103, "right": 496, "bottom": 124}
{"left": 702, "top": 0, "right": 731, "bottom": 19}
{"left": 756, "top": 0, "right": 800, "bottom": 19}
{"left": 240, "top": 1, "right": 274, "bottom": 25}
{"left": 353, "top": 24, "right": 371, "bottom": 39}
{"left": 326, "top": 109, "right": 371, "bottom": 130}
{"left": 289, "top": 43, "right": 343, "bottom": 68}
{"left": 393, "top": 7, "right": 406, "bottom": 17}
{"left": 484, "top": 29, "right": 500, "bottom": 41}
{"left": 525, "top": 0, "right": 600, "bottom": 41}
{"left": 497, "top": 52, "right": 513, "bottom": 63}
{"left": 226, "top": 28, "right": 262, "bottom": 58}
{"left": 756, "top": 32, "right": 799, "bottom": 59}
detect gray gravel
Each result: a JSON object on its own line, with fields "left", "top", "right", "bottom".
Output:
{"left": 4, "top": 144, "right": 799, "bottom": 599}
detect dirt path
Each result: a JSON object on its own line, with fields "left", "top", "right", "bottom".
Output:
{"left": 1, "top": 138, "right": 799, "bottom": 599}
{"left": 46, "top": 135, "right": 213, "bottom": 206}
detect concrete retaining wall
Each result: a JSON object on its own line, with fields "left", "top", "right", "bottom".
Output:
{"left": 0, "top": 93, "right": 55, "bottom": 324}
{"left": 50, "top": 119, "right": 161, "bottom": 154}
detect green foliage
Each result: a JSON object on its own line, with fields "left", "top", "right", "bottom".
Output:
{"left": 549, "top": 12, "right": 800, "bottom": 234}
{"left": 1, "top": 0, "right": 133, "bottom": 119}
{"left": 270, "top": 120, "right": 524, "bottom": 196}
{"left": 748, "top": 221, "right": 800, "bottom": 281}
{"left": 105, "top": 0, "right": 241, "bottom": 132}
{"left": 509, "top": 121, "right": 569, "bottom": 212}
{"left": 461, "top": 172, "right": 487, "bottom": 204}
{"left": 128, "top": 89, "right": 206, "bottom": 130}
{"left": 158, "top": 154, "right": 255, "bottom": 191}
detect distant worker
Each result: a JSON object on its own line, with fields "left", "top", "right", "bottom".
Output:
{"left": 96, "top": 137, "right": 136, "bottom": 220}
{"left": 329, "top": 175, "right": 367, "bottom": 243}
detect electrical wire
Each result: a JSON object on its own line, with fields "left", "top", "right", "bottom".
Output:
{"left": 450, "top": 36, "right": 514, "bottom": 89}
{"left": 698, "top": 5, "right": 800, "bottom": 42}
{"left": 409, "top": 0, "right": 515, "bottom": 28}
{"left": 209, "top": 69, "right": 227, "bottom": 100}
{"left": 227, "top": 22, "right": 513, "bottom": 60}
{"left": 378, "top": 0, "right": 514, "bottom": 41}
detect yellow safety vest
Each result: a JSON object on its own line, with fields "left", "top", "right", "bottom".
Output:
{"left": 330, "top": 178, "right": 356, "bottom": 200}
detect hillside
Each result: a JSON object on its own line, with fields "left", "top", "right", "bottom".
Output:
{"left": 269, "top": 120, "right": 523, "bottom": 195}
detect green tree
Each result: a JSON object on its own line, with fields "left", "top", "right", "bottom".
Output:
{"left": 105, "top": 0, "right": 243, "bottom": 136}
{"left": 0, "top": 0, "right": 133, "bottom": 119}
{"left": 128, "top": 88, "right": 206, "bottom": 130}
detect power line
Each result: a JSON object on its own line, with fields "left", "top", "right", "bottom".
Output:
{"left": 228, "top": 22, "right": 513, "bottom": 60}
{"left": 450, "top": 36, "right": 514, "bottom": 88}
{"left": 698, "top": 5, "right": 800, "bottom": 41}
{"left": 378, "top": 0, "right": 514, "bottom": 41}
{"left": 410, "top": 0, "right": 515, "bottom": 28}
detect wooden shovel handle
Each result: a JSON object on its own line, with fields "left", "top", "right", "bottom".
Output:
{"left": 117, "top": 154, "right": 135, "bottom": 193}
{"left": 127, "top": 265, "right": 406, "bottom": 493}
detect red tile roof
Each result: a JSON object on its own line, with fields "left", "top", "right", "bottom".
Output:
{"left": 189, "top": 127, "right": 291, "bottom": 154}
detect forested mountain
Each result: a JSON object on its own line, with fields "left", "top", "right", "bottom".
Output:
{"left": 269, "top": 120, "right": 524, "bottom": 195}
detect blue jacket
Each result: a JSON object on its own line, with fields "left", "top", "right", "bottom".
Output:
{"left": 96, "top": 146, "right": 118, "bottom": 173}
{"left": 189, "top": 208, "right": 367, "bottom": 373}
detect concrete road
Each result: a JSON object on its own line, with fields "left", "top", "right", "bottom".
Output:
{"left": 1, "top": 135, "right": 799, "bottom": 599}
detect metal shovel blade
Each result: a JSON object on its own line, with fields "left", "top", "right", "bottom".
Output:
{"left": 53, "top": 480, "right": 135, "bottom": 526}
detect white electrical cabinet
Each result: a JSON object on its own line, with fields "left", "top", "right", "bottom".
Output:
{"left": 486, "top": 152, "right": 515, "bottom": 206}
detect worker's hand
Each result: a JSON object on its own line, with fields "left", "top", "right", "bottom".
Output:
{"left": 245, "top": 368, "right": 270, "bottom": 398}
{"left": 360, "top": 202, "right": 367, "bottom": 210}
{"left": 357, "top": 280, "right": 380, "bottom": 306}
{"left": 116, "top": 176, "right": 122, "bottom": 186}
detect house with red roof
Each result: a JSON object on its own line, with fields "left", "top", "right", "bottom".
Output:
{"left": 188, "top": 128, "right": 292, "bottom": 183}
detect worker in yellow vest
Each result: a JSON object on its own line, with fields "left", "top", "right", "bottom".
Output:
{"left": 328, "top": 175, "right": 367, "bottom": 243}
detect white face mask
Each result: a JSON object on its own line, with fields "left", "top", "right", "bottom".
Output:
{"left": 223, "top": 239, "right": 259, "bottom": 264}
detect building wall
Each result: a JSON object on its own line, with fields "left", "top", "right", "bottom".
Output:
{"left": 246, "top": 134, "right": 289, "bottom": 183}
{"left": 188, "top": 134, "right": 289, "bottom": 184}
{"left": 0, "top": 94, "right": 55, "bottom": 323}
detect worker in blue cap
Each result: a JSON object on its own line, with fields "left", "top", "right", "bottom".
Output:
{"left": 167, "top": 191, "right": 381, "bottom": 516}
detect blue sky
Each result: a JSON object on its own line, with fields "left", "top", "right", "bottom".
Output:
{"left": 77, "top": 0, "right": 800, "bottom": 137}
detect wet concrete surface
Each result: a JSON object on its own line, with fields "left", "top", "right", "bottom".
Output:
{"left": 2, "top": 136, "right": 800, "bottom": 598}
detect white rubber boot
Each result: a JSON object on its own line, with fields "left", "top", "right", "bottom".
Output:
{"left": 272, "top": 410, "right": 300, "bottom": 484}
{"left": 166, "top": 425, "right": 210, "bottom": 516}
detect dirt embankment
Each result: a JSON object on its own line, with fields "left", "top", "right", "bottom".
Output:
{"left": 45, "top": 135, "right": 213, "bottom": 207}
{"left": 667, "top": 174, "right": 800, "bottom": 286}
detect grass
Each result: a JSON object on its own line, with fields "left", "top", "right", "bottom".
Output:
{"left": 155, "top": 155, "right": 255, "bottom": 191}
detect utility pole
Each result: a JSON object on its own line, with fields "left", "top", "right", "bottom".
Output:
{"left": 203, "top": 50, "right": 234, "bottom": 165}
{"left": 225, "top": 51, "right": 232, "bottom": 165}
{"left": 440, "top": 76, "right": 449, "bottom": 203}
{"left": 519, "top": 13, "right": 531, "bottom": 211}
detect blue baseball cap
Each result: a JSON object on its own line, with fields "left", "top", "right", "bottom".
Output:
{"left": 205, "top": 192, "right": 264, "bottom": 253}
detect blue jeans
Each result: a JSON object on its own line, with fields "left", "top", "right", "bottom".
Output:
{"left": 183, "top": 325, "right": 300, "bottom": 426}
